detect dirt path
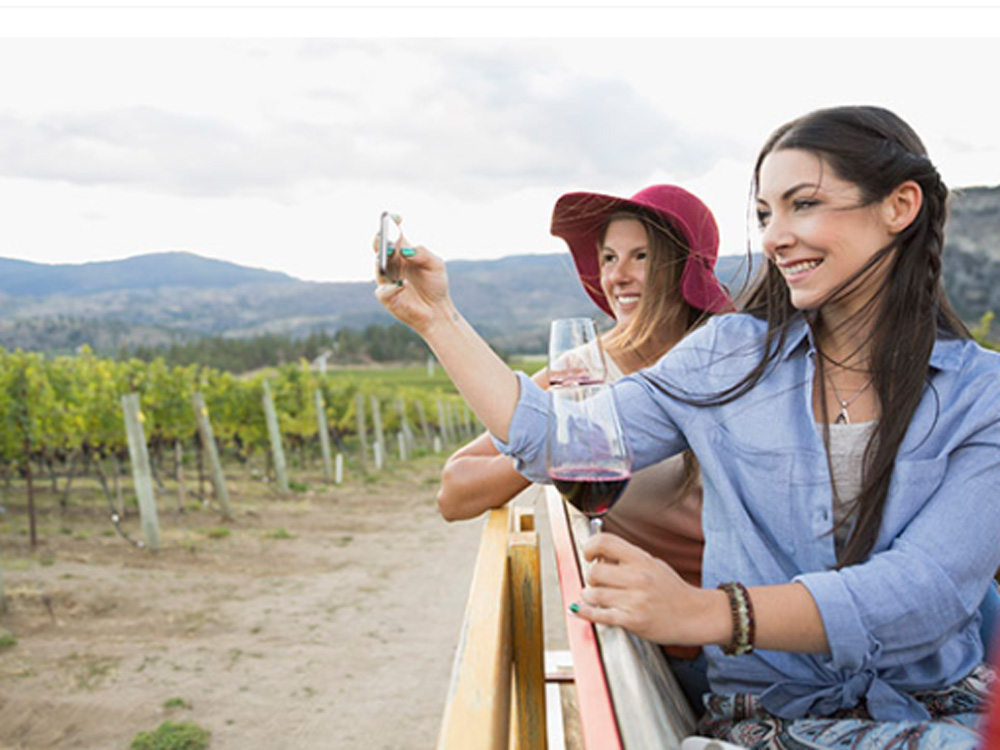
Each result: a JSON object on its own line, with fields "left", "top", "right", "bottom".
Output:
{"left": 0, "top": 456, "right": 531, "bottom": 750}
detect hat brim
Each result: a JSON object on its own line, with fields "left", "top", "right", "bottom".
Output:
{"left": 550, "top": 189, "right": 732, "bottom": 318}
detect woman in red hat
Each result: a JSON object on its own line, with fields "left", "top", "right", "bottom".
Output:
{"left": 436, "top": 184, "right": 732, "bottom": 710}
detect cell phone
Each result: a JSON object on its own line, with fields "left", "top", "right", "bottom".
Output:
{"left": 378, "top": 211, "right": 402, "bottom": 282}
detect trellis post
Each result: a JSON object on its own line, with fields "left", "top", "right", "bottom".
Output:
{"left": 355, "top": 393, "right": 369, "bottom": 473}
{"left": 315, "top": 389, "right": 334, "bottom": 483}
{"left": 121, "top": 393, "right": 161, "bottom": 551}
{"left": 262, "top": 381, "right": 289, "bottom": 493}
{"left": 370, "top": 395, "right": 386, "bottom": 471}
{"left": 191, "top": 392, "right": 233, "bottom": 519}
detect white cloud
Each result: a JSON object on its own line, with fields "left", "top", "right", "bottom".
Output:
{"left": 0, "top": 35, "right": 998, "bottom": 283}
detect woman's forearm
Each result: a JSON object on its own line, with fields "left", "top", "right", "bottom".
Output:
{"left": 673, "top": 581, "right": 828, "bottom": 653}
{"left": 422, "top": 299, "right": 521, "bottom": 443}
{"left": 746, "top": 582, "right": 828, "bottom": 653}
{"left": 581, "top": 534, "right": 830, "bottom": 653}
{"left": 438, "top": 449, "right": 532, "bottom": 521}
{"left": 375, "top": 245, "right": 522, "bottom": 443}
{"left": 437, "top": 368, "right": 550, "bottom": 522}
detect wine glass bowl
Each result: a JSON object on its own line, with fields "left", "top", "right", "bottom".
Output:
{"left": 546, "top": 384, "right": 632, "bottom": 535}
{"left": 548, "top": 317, "right": 607, "bottom": 387}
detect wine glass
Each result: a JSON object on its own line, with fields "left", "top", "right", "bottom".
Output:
{"left": 548, "top": 317, "right": 607, "bottom": 387}
{"left": 546, "top": 383, "right": 632, "bottom": 536}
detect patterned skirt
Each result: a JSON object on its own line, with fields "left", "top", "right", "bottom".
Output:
{"left": 696, "top": 664, "right": 995, "bottom": 750}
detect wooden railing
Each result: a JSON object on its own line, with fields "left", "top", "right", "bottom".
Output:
{"left": 437, "top": 485, "right": 699, "bottom": 749}
{"left": 435, "top": 504, "right": 547, "bottom": 750}
{"left": 546, "top": 486, "right": 697, "bottom": 749}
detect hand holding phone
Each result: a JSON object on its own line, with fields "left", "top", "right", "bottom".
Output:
{"left": 378, "top": 211, "right": 403, "bottom": 282}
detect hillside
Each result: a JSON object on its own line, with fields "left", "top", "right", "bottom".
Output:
{"left": 0, "top": 251, "right": 293, "bottom": 296}
{"left": 0, "top": 185, "right": 997, "bottom": 353}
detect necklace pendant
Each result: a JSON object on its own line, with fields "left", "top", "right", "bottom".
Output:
{"left": 835, "top": 407, "right": 850, "bottom": 425}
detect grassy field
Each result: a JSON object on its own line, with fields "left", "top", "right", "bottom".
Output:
{"left": 322, "top": 355, "right": 545, "bottom": 388}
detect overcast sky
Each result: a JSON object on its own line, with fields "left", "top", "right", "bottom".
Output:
{"left": 1, "top": 6, "right": 999, "bottom": 282}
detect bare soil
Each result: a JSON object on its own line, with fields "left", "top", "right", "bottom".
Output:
{"left": 0, "top": 455, "right": 525, "bottom": 750}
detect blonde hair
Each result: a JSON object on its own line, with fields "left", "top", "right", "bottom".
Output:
{"left": 597, "top": 210, "right": 704, "bottom": 363}
{"left": 595, "top": 209, "right": 709, "bottom": 494}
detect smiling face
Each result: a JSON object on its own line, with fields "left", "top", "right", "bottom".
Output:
{"left": 756, "top": 148, "right": 898, "bottom": 319}
{"left": 598, "top": 217, "right": 650, "bottom": 324}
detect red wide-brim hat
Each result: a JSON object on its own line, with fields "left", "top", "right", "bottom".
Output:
{"left": 550, "top": 184, "right": 733, "bottom": 318}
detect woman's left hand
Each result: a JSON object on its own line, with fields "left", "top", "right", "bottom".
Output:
{"left": 575, "top": 532, "right": 706, "bottom": 646}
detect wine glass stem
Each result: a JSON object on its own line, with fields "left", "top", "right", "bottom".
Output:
{"left": 589, "top": 516, "right": 603, "bottom": 537}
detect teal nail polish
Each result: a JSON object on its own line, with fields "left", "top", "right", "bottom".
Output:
{"left": 400, "top": 247, "right": 416, "bottom": 258}
{"left": 385, "top": 247, "right": 395, "bottom": 257}
{"left": 395, "top": 280, "right": 403, "bottom": 288}
{"left": 569, "top": 603, "right": 580, "bottom": 614}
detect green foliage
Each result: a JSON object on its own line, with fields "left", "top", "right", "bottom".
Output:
{"left": 127, "top": 323, "right": 432, "bottom": 373}
{"left": 972, "top": 311, "right": 998, "bottom": 350}
{"left": 204, "top": 528, "right": 231, "bottom": 540}
{"left": 163, "top": 697, "right": 192, "bottom": 710}
{"left": 0, "top": 630, "right": 17, "bottom": 649}
{"left": 130, "top": 720, "right": 211, "bottom": 750}
{"left": 264, "top": 528, "right": 295, "bottom": 540}
{"left": 0, "top": 344, "right": 470, "bottom": 472}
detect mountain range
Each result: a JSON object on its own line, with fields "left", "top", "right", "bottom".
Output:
{"left": 1, "top": 184, "right": 998, "bottom": 354}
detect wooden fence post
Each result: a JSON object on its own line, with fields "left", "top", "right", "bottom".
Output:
{"left": 415, "top": 400, "right": 432, "bottom": 449}
{"left": 355, "top": 393, "right": 369, "bottom": 473}
{"left": 435, "top": 508, "right": 512, "bottom": 750}
{"left": 510, "top": 513, "right": 547, "bottom": 750}
{"left": 444, "top": 401, "right": 458, "bottom": 445}
{"left": 370, "top": 395, "right": 386, "bottom": 471}
{"left": 262, "top": 381, "right": 289, "bottom": 493}
{"left": 191, "top": 392, "right": 234, "bottom": 519}
{"left": 396, "top": 398, "right": 417, "bottom": 455}
{"left": 437, "top": 399, "right": 449, "bottom": 447}
{"left": 315, "top": 389, "right": 334, "bottom": 483}
{"left": 121, "top": 393, "right": 161, "bottom": 551}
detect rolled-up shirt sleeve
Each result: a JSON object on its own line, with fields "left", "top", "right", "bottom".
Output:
{"left": 490, "top": 371, "right": 551, "bottom": 482}
{"left": 492, "top": 345, "right": 703, "bottom": 482}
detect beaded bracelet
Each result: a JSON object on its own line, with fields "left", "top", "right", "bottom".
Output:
{"left": 718, "top": 581, "right": 755, "bottom": 656}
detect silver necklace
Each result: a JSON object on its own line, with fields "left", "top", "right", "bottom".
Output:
{"left": 825, "top": 372, "right": 873, "bottom": 425}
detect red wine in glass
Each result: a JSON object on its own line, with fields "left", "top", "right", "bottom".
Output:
{"left": 550, "top": 468, "right": 631, "bottom": 519}
{"left": 546, "top": 383, "right": 632, "bottom": 535}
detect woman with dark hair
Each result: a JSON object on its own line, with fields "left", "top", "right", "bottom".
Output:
{"left": 436, "top": 185, "right": 732, "bottom": 709}
{"left": 375, "top": 105, "right": 1000, "bottom": 748}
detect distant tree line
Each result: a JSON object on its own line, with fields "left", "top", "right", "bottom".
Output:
{"left": 115, "top": 310, "right": 996, "bottom": 374}
{"left": 124, "top": 324, "right": 434, "bottom": 373}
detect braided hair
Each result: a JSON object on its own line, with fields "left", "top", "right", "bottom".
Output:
{"left": 744, "top": 105, "right": 969, "bottom": 565}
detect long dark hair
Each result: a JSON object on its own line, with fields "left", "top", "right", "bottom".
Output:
{"left": 684, "top": 106, "right": 967, "bottom": 566}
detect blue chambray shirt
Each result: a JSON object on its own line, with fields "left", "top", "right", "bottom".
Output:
{"left": 495, "top": 313, "right": 1000, "bottom": 721}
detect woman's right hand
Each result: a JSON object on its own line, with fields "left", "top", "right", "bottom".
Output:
{"left": 374, "top": 237, "right": 453, "bottom": 336}
{"left": 373, "top": 231, "right": 522, "bottom": 446}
